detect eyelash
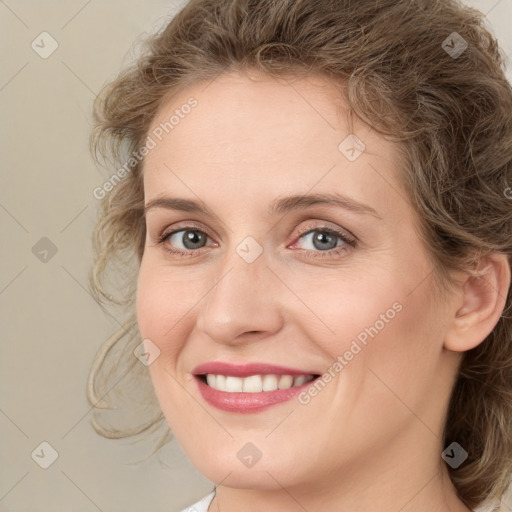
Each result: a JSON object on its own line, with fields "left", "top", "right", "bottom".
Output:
{"left": 156, "top": 222, "right": 356, "bottom": 259}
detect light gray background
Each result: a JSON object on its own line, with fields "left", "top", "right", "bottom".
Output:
{"left": 1, "top": 1, "right": 511, "bottom": 511}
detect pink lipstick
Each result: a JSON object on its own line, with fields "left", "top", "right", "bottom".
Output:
{"left": 192, "top": 362, "right": 320, "bottom": 413}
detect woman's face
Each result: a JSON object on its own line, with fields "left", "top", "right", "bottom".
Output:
{"left": 137, "top": 72, "right": 461, "bottom": 495}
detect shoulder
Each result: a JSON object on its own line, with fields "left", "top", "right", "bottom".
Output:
{"left": 178, "top": 490, "right": 215, "bottom": 512}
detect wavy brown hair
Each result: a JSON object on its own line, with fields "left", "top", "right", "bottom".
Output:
{"left": 88, "top": 0, "right": 512, "bottom": 508}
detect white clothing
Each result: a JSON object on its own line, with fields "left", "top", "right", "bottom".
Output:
{"left": 178, "top": 491, "right": 215, "bottom": 512}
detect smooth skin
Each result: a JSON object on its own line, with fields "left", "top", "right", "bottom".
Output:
{"left": 136, "top": 71, "right": 510, "bottom": 512}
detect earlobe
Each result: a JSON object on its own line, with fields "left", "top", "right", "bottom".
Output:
{"left": 444, "top": 253, "right": 511, "bottom": 352}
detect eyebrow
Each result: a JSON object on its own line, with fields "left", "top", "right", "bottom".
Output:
{"left": 144, "top": 192, "right": 381, "bottom": 219}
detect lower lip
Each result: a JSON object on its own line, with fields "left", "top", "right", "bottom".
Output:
{"left": 195, "top": 376, "right": 315, "bottom": 413}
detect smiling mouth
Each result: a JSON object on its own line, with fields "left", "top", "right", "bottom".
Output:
{"left": 198, "top": 373, "right": 319, "bottom": 393}
{"left": 192, "top": 362, "right": 323, "bottom": 412}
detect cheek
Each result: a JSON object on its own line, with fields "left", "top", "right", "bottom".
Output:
{"left": 333, "top": 277, "right": 444, "bottom": 421}
{"left": 136, "top": 267, "right": 164, "bottom": 342}
{"left": 290, "top": 264, "right": 405, "bottom": 356}
{"left": 302, "top": 259, "right": 441, "bottom": 396}
{"left": 136, "top": 258, "right": 197, "bottom": 345}
{"left": 136, "top": 260, "right": 186, "bottom": 377}
{"left": 136, "top": 262, "right": 194, "bottom": 425}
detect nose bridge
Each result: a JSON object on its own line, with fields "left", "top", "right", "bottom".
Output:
{"left": 196, "top": 237, "right": 283, "bottom": 343}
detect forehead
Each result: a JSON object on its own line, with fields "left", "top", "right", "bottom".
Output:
{"left": 142, "top": 71, "right": 407, "bottom": 220}
{"left": 146, "top": 72, "right": 356, "bottom": 160}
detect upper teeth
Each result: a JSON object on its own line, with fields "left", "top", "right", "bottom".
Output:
{"left": 205, "top": 374, "right": 314, "bottom": 393}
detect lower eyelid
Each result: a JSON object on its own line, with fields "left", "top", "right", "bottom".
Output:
{"left": 297, "top": 245, "right": 352, "bottom": 259}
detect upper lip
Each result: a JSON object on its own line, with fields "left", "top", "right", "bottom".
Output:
{"left": 192, "top": 362, "right": 320, "bottom": 378}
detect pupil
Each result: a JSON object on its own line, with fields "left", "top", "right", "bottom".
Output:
{"left": 183, "top": 230, "right": 205, "bottom": 249}
{"left": 313, "top": 231, "right": 337, "bottom": 250}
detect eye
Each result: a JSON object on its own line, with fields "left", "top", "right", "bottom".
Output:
{"left": 156, "top": 223, "right": 216, "bottom": 256}
{"left": 297, "top": 230, "right": 341, "bottom": 251}
{"left": 155, "top": 222, "right": 355, "bottom": 259}
{"left": 290, "top": 224, "right": 356, "bottom": 258}
{"left": 167, "top": 229, "right": 209, "bottom": 250}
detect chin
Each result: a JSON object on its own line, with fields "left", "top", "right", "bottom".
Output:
{"left": 200, "top": 464, "right": 294, "bottom": 490}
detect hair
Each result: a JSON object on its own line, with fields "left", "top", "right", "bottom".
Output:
{"left": 88, "top": 0, "right": 512, "bottom": 508}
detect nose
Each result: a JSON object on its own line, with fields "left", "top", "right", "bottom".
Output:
{"left": 195, "top": 245, "right": 284, "bottom": 346}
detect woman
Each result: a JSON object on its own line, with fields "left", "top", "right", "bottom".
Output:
{"left": 88, "top": 1, "right": 512, "bottom": 511}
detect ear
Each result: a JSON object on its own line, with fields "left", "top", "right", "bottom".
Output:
{"left": 444, "top": 253, "right": 511, "bottom": 352}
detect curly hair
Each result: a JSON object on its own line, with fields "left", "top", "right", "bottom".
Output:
{"left": 88, "top": 0, "right": 512, "bottom": 508}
